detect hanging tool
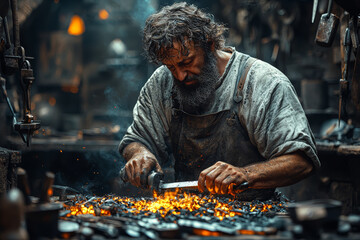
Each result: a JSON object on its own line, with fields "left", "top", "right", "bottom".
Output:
{"left": 349, "top": 16, "right": 359, "bottom": 51}
{"left": 338, "top": 28, "right": 352, "bottom": 126}
{"left": 312, "top": 0, "right": 319, "bottom": 23}
{"left": 351, "top": 15, "right": 360, "bottom": 111}
{"left": 334, "top": 0, "right": 360, "bottom": 16}
{"left": 0, "top": 76, "right": 17, "bottom": 126}
{"left": 315, "top": 0, "right": 339, "bottom": 47}
{"left": 0, "top": 0, "right": 40, "bottom": 146}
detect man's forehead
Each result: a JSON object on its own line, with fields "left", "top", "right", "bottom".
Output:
{"left": 161, "top": 40, "right": 195, "bottom": 63}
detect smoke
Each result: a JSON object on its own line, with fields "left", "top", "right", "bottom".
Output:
{"left": 70, "top": 86, "right": 133, "bottom": 195}
{"left": 52, "top": 149, "right": 123, "bottom": 195}
{"left": 104, "top": 86, "right": 134, "bottom": 138}
{"left": 130, "top": 0, "right": 156, "bottom": 28}
{"left": 82, "top": 150, "right": 122, "bottom": 194}
{"left": 104, "top": 87, "right": 123, "bottom": 115}
{"left": 61, "top": 0, "right": 157, "bottom": 195}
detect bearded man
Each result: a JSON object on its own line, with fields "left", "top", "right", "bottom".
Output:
{"left": 118, "top": 2, "right": 320, "bottom": 200}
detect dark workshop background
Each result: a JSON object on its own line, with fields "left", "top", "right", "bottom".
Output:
{"left": 1, "top": 0, "right": 359, "bottom": 214}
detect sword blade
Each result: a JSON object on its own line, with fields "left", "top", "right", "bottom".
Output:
{"left": 159, "top": 181, "right": 198, "bottom": 190}
{"left": 159, "top": 180, "right": 249, "bottom": 192}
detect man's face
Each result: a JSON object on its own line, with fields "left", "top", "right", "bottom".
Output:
{"left": 162, "top": 41, "right": 220, "bottom": 112}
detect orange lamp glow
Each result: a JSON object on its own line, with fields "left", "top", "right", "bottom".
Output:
{"left": 48, "top": 188, "right": 53, "bottom": 196}
{"left": 67, "top": 15, "right": 85, "bottom": 36}
{"left": 48, "top": 97, "right": 56, "bottom": 106}
{"left": 99, "top": 9, "right": 109, "bottom": 20}
{"left": 193, "top": 229, "right": 221, "bottom": 236}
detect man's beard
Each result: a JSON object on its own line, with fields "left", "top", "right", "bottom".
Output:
{"left": 173, "top": 51, "right": 220, "bottom": 114}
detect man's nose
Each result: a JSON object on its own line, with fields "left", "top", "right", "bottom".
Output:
{"left": 175, "top": 68, "right": 188, "bottom": 81}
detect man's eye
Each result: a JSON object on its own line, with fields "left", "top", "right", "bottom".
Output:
{"left": 167, "top": 65, "right": 175, "bottom": 71}
{"left": 180, "top": 60, "right": 192, "bottom": 66}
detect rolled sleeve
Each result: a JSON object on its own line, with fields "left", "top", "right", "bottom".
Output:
{"left": 118, "top": 67, "right": 172, "bottom": 165}
{"left": 240, "top": 61, "right": 320, "bottom": 168}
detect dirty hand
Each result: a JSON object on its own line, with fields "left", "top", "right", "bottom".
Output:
{"left": 198, "top": 161, "right": 249, "bottom": 194}
{"left": 124, "top": 152, "right": 163, "bottom": 188}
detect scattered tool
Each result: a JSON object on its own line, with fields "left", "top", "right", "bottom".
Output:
{"left": 16, "top": 167, "right": 31, "bottom": 205}
{"left": 40, "top": 172, "right": 55, "bottom": 203}
{"left": 119, "top": 168, "right": 249, "bottom": 193}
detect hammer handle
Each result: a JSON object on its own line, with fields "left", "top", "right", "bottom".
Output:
{"left": 119, "top": 167, "right": 163, "bottom": 190}
{"left": 234, "top": 181, "right": 249, "bottom": 191}
{"left": 230, "top": 181, "right": 249, "bottom": 193}
{"left": 119, "top": 167, "right": 128, "bottom": 182}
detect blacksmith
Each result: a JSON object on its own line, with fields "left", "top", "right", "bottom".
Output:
{"left": 118, "top": 2, "right": 320, "bottom": 200}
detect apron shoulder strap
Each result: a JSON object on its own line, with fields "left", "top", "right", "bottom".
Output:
{"left": 233, "top": 57, "right": 257, "bottom": 103}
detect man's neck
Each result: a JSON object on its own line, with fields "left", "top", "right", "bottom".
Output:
{"left": 215, "top": 50, "right": 233, "bottom": 77}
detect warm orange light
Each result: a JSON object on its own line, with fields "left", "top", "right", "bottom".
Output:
{"left": 63, "top": 193, "right": 280, "bottom": 221}
{"left": 48, "top": 188, "right": 53, "bottom": 196}
{"left": 193, "top": 229, "right": 221, "bottom": 236}
{"left": 61, "top": 233, "right": 71, "bottom": 239}
{"left": 61, "top": 85, "right": 79, "bottom": 94}
{"left": 49, "top": 97, "right": 56, "bottom": 106}
{"left": 239, "top": 229, "right": 256, "bottom": 235}
{"left": 66, "top": 201, "right": 111, "bottom": 217}
{"left": 67, "top": 15, "right": 85, "bottom": 36}
{"left": 70, "top": 86, "right": 79, "bottom": 94}
{"left": 98, "top": 9, "right": 109, "bottom": 20}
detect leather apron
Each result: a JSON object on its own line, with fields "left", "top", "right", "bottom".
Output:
{"left": 169, "top": 55, "right": 275, "bottom": 200}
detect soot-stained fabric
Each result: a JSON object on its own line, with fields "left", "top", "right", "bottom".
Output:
{"left": 119, "top": 48, "right": 320, "bottom": 171}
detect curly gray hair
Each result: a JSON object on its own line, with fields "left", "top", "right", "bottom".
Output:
{"left": 143, "top": 2, "right": 228, "bottom": 64}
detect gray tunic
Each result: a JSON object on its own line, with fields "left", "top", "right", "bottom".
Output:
{"left": 119, "top": 48, "right": 320, "bottom": 170}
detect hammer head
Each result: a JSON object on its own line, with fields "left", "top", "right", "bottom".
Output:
{"left": 119, "top": 167, "right": 164, "bottom": 190}
{"left": 147, "top": 171, "right": 164, "bottom": 192}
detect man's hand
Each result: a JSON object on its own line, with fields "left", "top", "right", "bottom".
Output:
{"left": 122, "top": 142, "right": 163, "bottom": 187}
{"left": 198, "top": 152, "right": 314, "bottom": 194}
{"left": 198, "top": 161, "right": 249, "bottom": 194}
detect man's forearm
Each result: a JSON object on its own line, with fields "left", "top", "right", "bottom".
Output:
{"left": 122, "top": 142, "right": 155, "bottom": 162}
{"left": 121, "top": 142, "right": 162, "bottom": 186}
{"left": 243, "top": 151, "right": 314, "bottom": 189}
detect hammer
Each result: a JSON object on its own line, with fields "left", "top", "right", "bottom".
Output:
{"left": 119, "top": 168, "right": 163, "bottom": 191}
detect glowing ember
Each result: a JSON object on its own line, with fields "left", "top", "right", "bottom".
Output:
{"left": 63, "top": 190, "right": 286, "bottom": 221}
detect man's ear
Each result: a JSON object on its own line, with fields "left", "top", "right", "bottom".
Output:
{"left": 208, "top": 40, "right": 216, "bottom": 52}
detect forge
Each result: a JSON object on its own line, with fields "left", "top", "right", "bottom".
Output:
{"left": 58, "top": 191, "right": 287, "bottom": 238}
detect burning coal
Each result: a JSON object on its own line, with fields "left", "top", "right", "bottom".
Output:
{"left": 59, "top": 191, "right": 288, "bottom": 237}
{"left": 63, "top": 190, "right": 286, "bottom": 221}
